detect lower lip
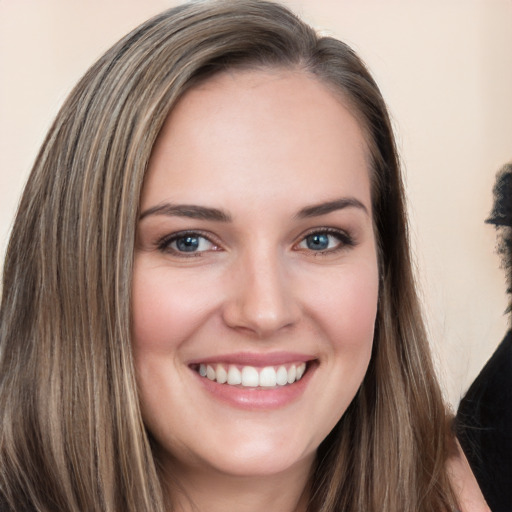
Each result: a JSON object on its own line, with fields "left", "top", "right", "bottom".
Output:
{"left": 193, "top": 363, "right": 316, "bottom": 410}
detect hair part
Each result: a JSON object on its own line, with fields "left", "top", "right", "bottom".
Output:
{"left": 1, "top": 1, "right": 457, "bottom": 510}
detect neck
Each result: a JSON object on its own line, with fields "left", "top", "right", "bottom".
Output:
{"left": 161, "top": 455, "right": 314, "bottom": 512}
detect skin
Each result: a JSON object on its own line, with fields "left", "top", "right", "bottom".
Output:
{"left": 132, "top": 68, "right": 379, "bottom": 512}
{"left": 447, "top": 441, "right": 491, "bottom": 512}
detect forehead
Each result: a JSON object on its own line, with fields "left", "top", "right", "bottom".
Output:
{"left": 142, "top": 68, "right": 372, "bottom": 215}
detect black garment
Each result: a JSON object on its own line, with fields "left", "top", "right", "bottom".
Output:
{"left": 456, "top": 330, "right": 512, "bottom": 512}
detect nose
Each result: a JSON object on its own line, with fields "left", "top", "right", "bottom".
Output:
{"left": 221, "top": 251, "right": 301, "bottom": 338}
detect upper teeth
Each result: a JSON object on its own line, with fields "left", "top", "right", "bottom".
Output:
{"left": 198, "top": 363, "right": 306, "bottom": 388}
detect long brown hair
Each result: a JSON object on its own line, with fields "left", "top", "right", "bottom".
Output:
{"left": 0, "top": 1, "right": 457, "bottom": 510}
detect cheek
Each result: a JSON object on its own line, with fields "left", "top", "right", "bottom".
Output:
{"left": 131, "top": 261, "right": 218, "bottom": 353}
{"left": 312, "top": 260, "right": 379, "bottom": 352}
{"left": 296, "top": 260, "right": 378, "bottom": 441}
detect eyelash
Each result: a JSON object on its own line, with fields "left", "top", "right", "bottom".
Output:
{"left": 295, "top": 228, "right": 355, "bottom": 255}
{"left": 157, "top": 230, "right": 219, "bottom": 256}
{"left": 156, "top": 228, "right": 355, "bottom": 257}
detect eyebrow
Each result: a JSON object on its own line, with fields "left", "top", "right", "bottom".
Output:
{"left": 139, "top": 203, "right": 232, "bottom": 222}
{"left": 296, "top": 198, "right": 369, "bottom": 219}
{"left": 139, "top": 197, "right": 368, "bottom": 222}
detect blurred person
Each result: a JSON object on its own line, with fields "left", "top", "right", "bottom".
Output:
{"left": 457, "top": 163, "right": 512, "bottom": 512}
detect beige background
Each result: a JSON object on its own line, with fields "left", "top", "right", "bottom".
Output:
{"left": 1, "top": 0, "right": 511, "bottom": 407}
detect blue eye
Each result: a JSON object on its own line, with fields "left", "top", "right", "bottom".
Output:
{"left": 160, "top": 232, "right": 216, "bottom": 254}
{"left": 175, "top": 235, "right": 201, "bottom": 252}
{"left": 297, "top": 230, "right": 352, "bottom": 253}
{"left": 305, "top": 233, "right": 330, "bottom": 251}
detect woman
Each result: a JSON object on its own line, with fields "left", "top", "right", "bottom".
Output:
{"left": 0, "top": 1, "right": 487, "bottom": 511}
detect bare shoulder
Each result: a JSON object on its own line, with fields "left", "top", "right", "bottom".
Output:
{"left": 446, "top": 440, "right": 491, "bottom": 512}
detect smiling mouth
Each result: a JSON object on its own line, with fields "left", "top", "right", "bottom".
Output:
{"left": 191, "top": 362, "right": 308, "bottom": 388}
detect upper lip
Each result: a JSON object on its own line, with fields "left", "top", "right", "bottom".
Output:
{"left": 188, "top": 351, "right": 316, "bottom": 367}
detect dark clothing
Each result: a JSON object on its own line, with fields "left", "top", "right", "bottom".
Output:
{"left": 456, "top": 330, "right": 512, "bottom": 512}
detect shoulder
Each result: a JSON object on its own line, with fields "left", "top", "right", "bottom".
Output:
{"left": 459, "top": 330, "right": 512, "bottom": 404}
{"left": 446, "top": 439, "right": 491, "bottom": 512}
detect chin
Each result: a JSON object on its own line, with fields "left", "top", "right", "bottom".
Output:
{"left": 201, "top": 446, "right": 315, "bottom": 479}
{"left": 158, "top": 424, "right": 319, "bottom": 481}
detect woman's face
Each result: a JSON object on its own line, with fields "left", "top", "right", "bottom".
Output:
{"left": 132, "top": 69, "right": 379, "bottom": 481}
